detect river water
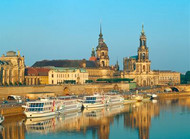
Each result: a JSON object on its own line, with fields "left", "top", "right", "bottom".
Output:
{"left": 0, "top": 97, "right": 190, "bottom": 139}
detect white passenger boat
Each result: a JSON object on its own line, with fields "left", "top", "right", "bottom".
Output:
{"left": 22, "top": 98, "right": 63, "bottom": 118}
{"left": 58, "top": 96, "right": 82, "bottom": 113}
{"left": 82, "top": 94, "right": 106, "bottom": 108}
{"left": 106, "top": 94, "right": 124, "bottom": 106}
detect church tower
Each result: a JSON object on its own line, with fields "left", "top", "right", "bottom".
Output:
{"left": 96, "top": 24, "right": 109, "bottom": 67}
{"left": 136, "top": 25, "right": 151, "bottom": 73}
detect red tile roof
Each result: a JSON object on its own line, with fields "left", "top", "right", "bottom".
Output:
{"left": 25, "top": 67, "right": 50, "bottom": 76}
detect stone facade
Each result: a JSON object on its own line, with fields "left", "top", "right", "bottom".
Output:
{"left": 123, "top": 25, "right": 180, "bottom": 86}
{"left": 155, "top": 70, "right": 180, "bottom": 85}
{"left": 0, "top": 51, "right": 25, "bottom": 85}
{"left": 86, "top": 68, "right": 115, "bottom": 81}
{"left": 48, "top": 67, "right": 88, "bottom": 84}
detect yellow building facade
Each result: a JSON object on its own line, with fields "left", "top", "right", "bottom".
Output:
{"left": 48, "top": 67, "right": 88, "bottom": 84}
{"left": 25, "top": 67, "right": 50, "bottom": 85}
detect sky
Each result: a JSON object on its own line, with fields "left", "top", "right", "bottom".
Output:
{"left": 0, "top": 0, "right": 189, "bottom": 73}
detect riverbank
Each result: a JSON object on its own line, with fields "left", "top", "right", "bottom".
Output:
{"left": 0, "top": 83, "right": 130, "bottom": 99}
{"left": 157, "top": 91, "right": 190, "bottom": 99}
{"left": 0, "top": 91, "right": 190, "bottom": 117}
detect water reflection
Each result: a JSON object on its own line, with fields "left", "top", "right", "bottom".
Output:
{"left": 123, "top": 102, "right": 160, "bottom": 139}
{"left": 0, "top": 115, "right": 25, "bottom": 139}
{"left": 0, "top": 97, "right": 190, "bottom": 139}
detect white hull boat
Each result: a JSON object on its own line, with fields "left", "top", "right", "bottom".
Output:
{"left": 23, "top": 98, "right": 63, "bottom": 118}
{"left": 82, "top": 94, "right": 106, "bottom": 108}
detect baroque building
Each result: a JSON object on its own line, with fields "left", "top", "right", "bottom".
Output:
{"left": 96, "top": 24, "right": 109, "bottom": 67}
{"left": 0, "top": 51, "right": 25, "bottom": 85}
{"left": 123, "top": 25, "right": 180, "bottom": 86}
{"left": 32, "top": 25, "right": 118, "bottom": 82}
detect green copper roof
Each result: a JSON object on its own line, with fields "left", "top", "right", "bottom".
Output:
{"left": 51, "top": 67, "right": 87, "bottom": 73}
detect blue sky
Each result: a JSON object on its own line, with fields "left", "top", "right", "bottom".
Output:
{"left": 0, "top": 0, "right": 189, "bottom": 73}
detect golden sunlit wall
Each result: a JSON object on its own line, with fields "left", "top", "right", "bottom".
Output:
{"left": 39, "top": 76, "right": 49, "bottom": 85}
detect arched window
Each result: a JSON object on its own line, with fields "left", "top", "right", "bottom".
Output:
{"left": 102, "top": 52, "right": 104, "bottom": 56}
{"left": 102, "top": 61, "right": 105, "bottom": 67}
{"left": 133, "top": 63, "right": 136, "bottom": 70}
{"left": 143, "top": 80, "right": 146, "bottom": 86}
{"left": 142, "top": 53, "right": 145, "bottom": 60}
{"left": 143, "top": 65, "right": 145, "bottom": 72}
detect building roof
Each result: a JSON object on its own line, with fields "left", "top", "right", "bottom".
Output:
{"left": 6, "top": 51, "right": 17, "bottom": 57}
{"left": 51, "top": 67, "right": 87, "bottom": 73}
{"left": 32, "top": 60, "right": 99, "bottom": 68}
{"left": 97, "top": 42, "right": 108, "bottom": 50}
{"left": 89, "top": 56, "right": 97, "bottom": 61}
{"left": 25, "top": 67, "right": 50, "bottom": 76}
{"left": 153, "top": 70, "right": 179, "bottom": 73}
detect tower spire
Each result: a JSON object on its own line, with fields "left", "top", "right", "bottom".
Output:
{"left": 100, "top": 21, "right": 102, "bottom": 34}
{"left": 141, "top": 24, "right": 145, "bottom": 35}
{"left": 99, "top": 21, "right": 103, "bottom": 38}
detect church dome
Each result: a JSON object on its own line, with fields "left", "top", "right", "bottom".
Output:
{"left": 6, "top": 51, "right": 16, "bottom": 57}
{"left": 97, "top": 42, "right": 108, "bottom": 50}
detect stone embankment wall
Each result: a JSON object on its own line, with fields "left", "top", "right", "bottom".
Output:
{"left": 0, "top": 83, "right": 130, "bottom": 99}
{"left": 158, "top": 92, "right": 190, "bottom": 99}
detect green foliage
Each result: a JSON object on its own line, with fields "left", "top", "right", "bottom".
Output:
{"left": 181, "top": 71, "right": 190, "bottom": 84}
{"left": 96, "top": 78, "right": 134, "bottom": 83}
{"left": 64, "top": 80, "right": 76, "bottom": 84}
{"left": 185, "top": 71, "right": 190, "bottom": 82}
{"left": 9, "top": 82, "right": 13, "bottom": 86}
{"left": 85, "top": 80, "right": 93, "bottom": 83}
{"left": 14, "top": 82, "right": 18, "bottom": 86}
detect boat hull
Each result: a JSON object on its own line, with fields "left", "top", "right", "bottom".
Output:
{"left": 60, "top": 104, "right": 82, "bottom": 114}
{"left": 82, "top": 103, "right": 105, "bottom": 108}
{"left": 124, "top": 99, "right": 137, "bottom": 104}
{"left": 24, "top": 111, "right": 58, "bottom": 118}
{"left": 107, "top": 101, "right": 123, "bottom": 106}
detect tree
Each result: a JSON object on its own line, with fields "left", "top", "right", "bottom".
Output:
{"left": 185, "top": 71, "right": 190, "bottom": 83}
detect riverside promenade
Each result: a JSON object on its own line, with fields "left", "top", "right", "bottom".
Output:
{"left": 0, "top": 92, "right": 190, "bottom": 117}
{"left": 0, "top": 84, "right": 189, "bottom": 117}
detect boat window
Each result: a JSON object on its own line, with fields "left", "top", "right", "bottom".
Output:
{"left": 86, "top": 97, "right": 96, "bottom": 100}
{"left": 85, "top": 100, "right": 96, "bottom": 103}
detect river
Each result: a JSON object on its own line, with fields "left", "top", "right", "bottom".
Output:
{"left": 0, "top": 97, "right": 190, "bottom": 139}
